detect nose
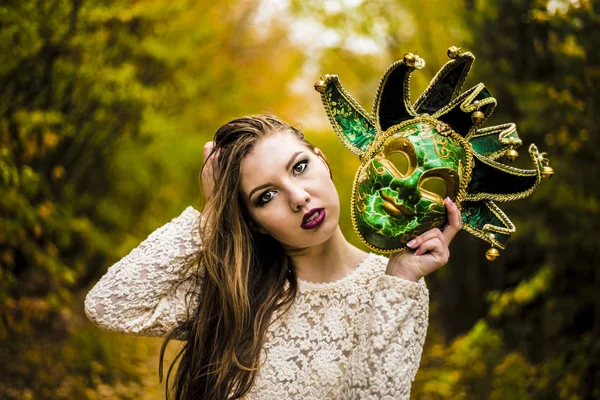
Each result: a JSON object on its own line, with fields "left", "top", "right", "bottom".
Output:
{"left": 288, "top": 185, "right": 310, "bottom": 211}
{"left": 390, "top": 176, "right": 420, "bottom": 205}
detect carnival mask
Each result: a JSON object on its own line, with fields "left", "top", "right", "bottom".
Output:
{"left": 314, "top": 47, "right": 553, "bottom": 260}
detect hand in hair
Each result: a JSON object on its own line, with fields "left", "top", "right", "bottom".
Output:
{"left": 200, "top": 141, "right": 220, "bottom": 200}
{"left": 385, "top": 197, "right": 462, "bottom": 282}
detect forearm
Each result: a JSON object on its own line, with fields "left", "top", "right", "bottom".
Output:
{"left": 84, "top": 206, "right": 203, "bottom": 337}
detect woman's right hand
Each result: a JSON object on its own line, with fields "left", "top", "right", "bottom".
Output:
{"left": 200, "top": 141, "right": 219, "bottom": 200}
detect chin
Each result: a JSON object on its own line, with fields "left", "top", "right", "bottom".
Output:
{"left": 286, "top": 212, "right": 340, "bottom": 249}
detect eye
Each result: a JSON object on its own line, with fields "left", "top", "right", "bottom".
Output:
{"left": 419, "top": 177, "right": 448, "bottom": 202}
{"left": 293, "top": 160, "right": 308, "bottom": 175}
{"left": 386, "top": 151, "right": 410, "bottom": 176}
{"left": 258, "top": 190, "right": 276, "bottom": 205}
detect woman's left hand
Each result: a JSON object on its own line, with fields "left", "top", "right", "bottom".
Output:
{"left": 386, "top": 197, "right": 462, "bottom": 282}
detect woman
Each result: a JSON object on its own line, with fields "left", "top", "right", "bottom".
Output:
{"left": 84, "top": 114, "right": 462, "bottom": 399}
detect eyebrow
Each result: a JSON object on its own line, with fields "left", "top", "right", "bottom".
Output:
{"left": 247, "top": 151, "right": 304, "bottom": 202}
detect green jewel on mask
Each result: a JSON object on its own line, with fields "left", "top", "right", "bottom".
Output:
{"left": 315, "top": 48, "right": 553, "bottom": 258}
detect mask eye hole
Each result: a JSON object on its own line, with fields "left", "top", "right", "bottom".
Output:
{"left": 380, "top": 136, "right": 417, "bottom": 178}
{"left": 386, "top": 151, "right": 410, "bottom": 176}
{"left": 419, "top": 177, "right": 448, "bottom": 203}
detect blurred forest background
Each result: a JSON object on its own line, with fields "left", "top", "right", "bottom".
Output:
{"left": 0, "top": 0, "right": 598, "bottom": 398}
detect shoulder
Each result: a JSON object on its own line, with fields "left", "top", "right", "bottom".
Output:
{"left": 365, "top": 252, "right": 389, "bottom": 276}
{"left": 364, "top": 253, "right": 428, "bottom": 294}
{"left": 370, "top": 253, "right": 389, "bottom": 267}
{"left": 350, "top": 252, "right": 388, "bottom": 291}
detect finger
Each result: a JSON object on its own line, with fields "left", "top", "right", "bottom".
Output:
{"left": 442, "top": 197, "right": 462, "bottom": 244}
{"left": 201, "top": 143, "right": 218, "bottom": 197}
{"left": 407, "top": 228, "right": 444, "bottom": 249}
{"left": 202, "top": 145, "right": 220, "bottom": 178}
{"left": 203, "top": 141, "right": 214, "bottom": 162}
{"left": 414, "top": 237, "right": 447, "bottom": 260}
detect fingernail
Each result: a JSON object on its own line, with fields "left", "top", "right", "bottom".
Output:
{"left": 407, "top": 240, "right": 416, "bottom": 248}
{"left": 447, "top": 197, "right": 455, "bottom": 207}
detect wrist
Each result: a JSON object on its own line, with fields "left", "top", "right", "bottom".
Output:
{"left": 385, "top": 264, "right": 421, "bottom": 282}
{"left": 386, "top": 249, "right": 424, "bottom": 282}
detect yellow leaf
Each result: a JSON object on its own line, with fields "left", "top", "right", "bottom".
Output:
{"left": 32, "top": 224, "right": 42, "bottom": 238}
{"left": 46, "top": 242, "right": 59, "bottom": 257}
{"left": 23, "top": 138, "right": 38, "bottom": 162}
{"left": 0, "top": 250, "right": 14, "bottom": 266}
{"left": 43, "top": 131, "right": 59, "bottom": 148}
{"left": 37, "top": 201, "right": 55, "bottom": 219}
{"left": 51, "top": 165, "right": 65, "bottom": 181}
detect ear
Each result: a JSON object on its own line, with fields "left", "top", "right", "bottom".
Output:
{"left": 314, "top": 148, "right": 332, "bottom": 177}
{"left": 314, "top": 148, "right": 329, "bottom": 167}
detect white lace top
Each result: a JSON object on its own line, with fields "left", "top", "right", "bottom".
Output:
{"left": 84, "top": 207, "right": 429, "bottom": 399}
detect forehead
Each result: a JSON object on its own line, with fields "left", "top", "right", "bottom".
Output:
{"left": 240, "top": 133, "right": 308, "bottom": 192}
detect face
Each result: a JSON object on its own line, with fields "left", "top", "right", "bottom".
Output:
{"left": 240, "top": 132, "right": 340, "bottom": 249}
{"left": 354, "top": 121, "right": 466, "bottom": 250}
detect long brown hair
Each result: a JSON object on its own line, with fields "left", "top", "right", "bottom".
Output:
{"left": 159, "top": 115, "right": 316, "bottom": 399}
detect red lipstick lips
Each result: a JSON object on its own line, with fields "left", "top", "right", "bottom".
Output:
{"left": 301, "top": 208, "right": 326, "bottom": 229}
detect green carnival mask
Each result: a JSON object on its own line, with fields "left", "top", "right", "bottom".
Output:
{"left": 314, "top": 47, "right": 554, "bottom": 259}
{"left": 355, "top": 119, "right": 468, "bottom": 250}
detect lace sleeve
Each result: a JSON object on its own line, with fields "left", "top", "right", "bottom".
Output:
{"left": 340, "top": 276, "right": 429, "bottom": 399}
{"left": 84, "top": 206, "right": 203, "bottom": 339}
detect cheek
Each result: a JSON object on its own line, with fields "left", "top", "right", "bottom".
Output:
{"left": 324, "top": 175, "right": 339, "bottom": 198}
{"left": 250, "top": 205, "right": 292, "bottom": 235}
{"left": 314, "top": 163, "right": 338, "bottom": 196}
{"left": 249, "top": 207, "right": 275, "bottom": 226}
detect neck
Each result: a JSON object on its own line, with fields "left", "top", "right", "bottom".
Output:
{"left": 284, "top": 226, "right": 368, "bottom": 284}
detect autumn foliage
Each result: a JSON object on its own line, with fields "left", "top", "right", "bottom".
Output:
{"left": 1, "top": 0, "right": 598, "bottom": 398}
